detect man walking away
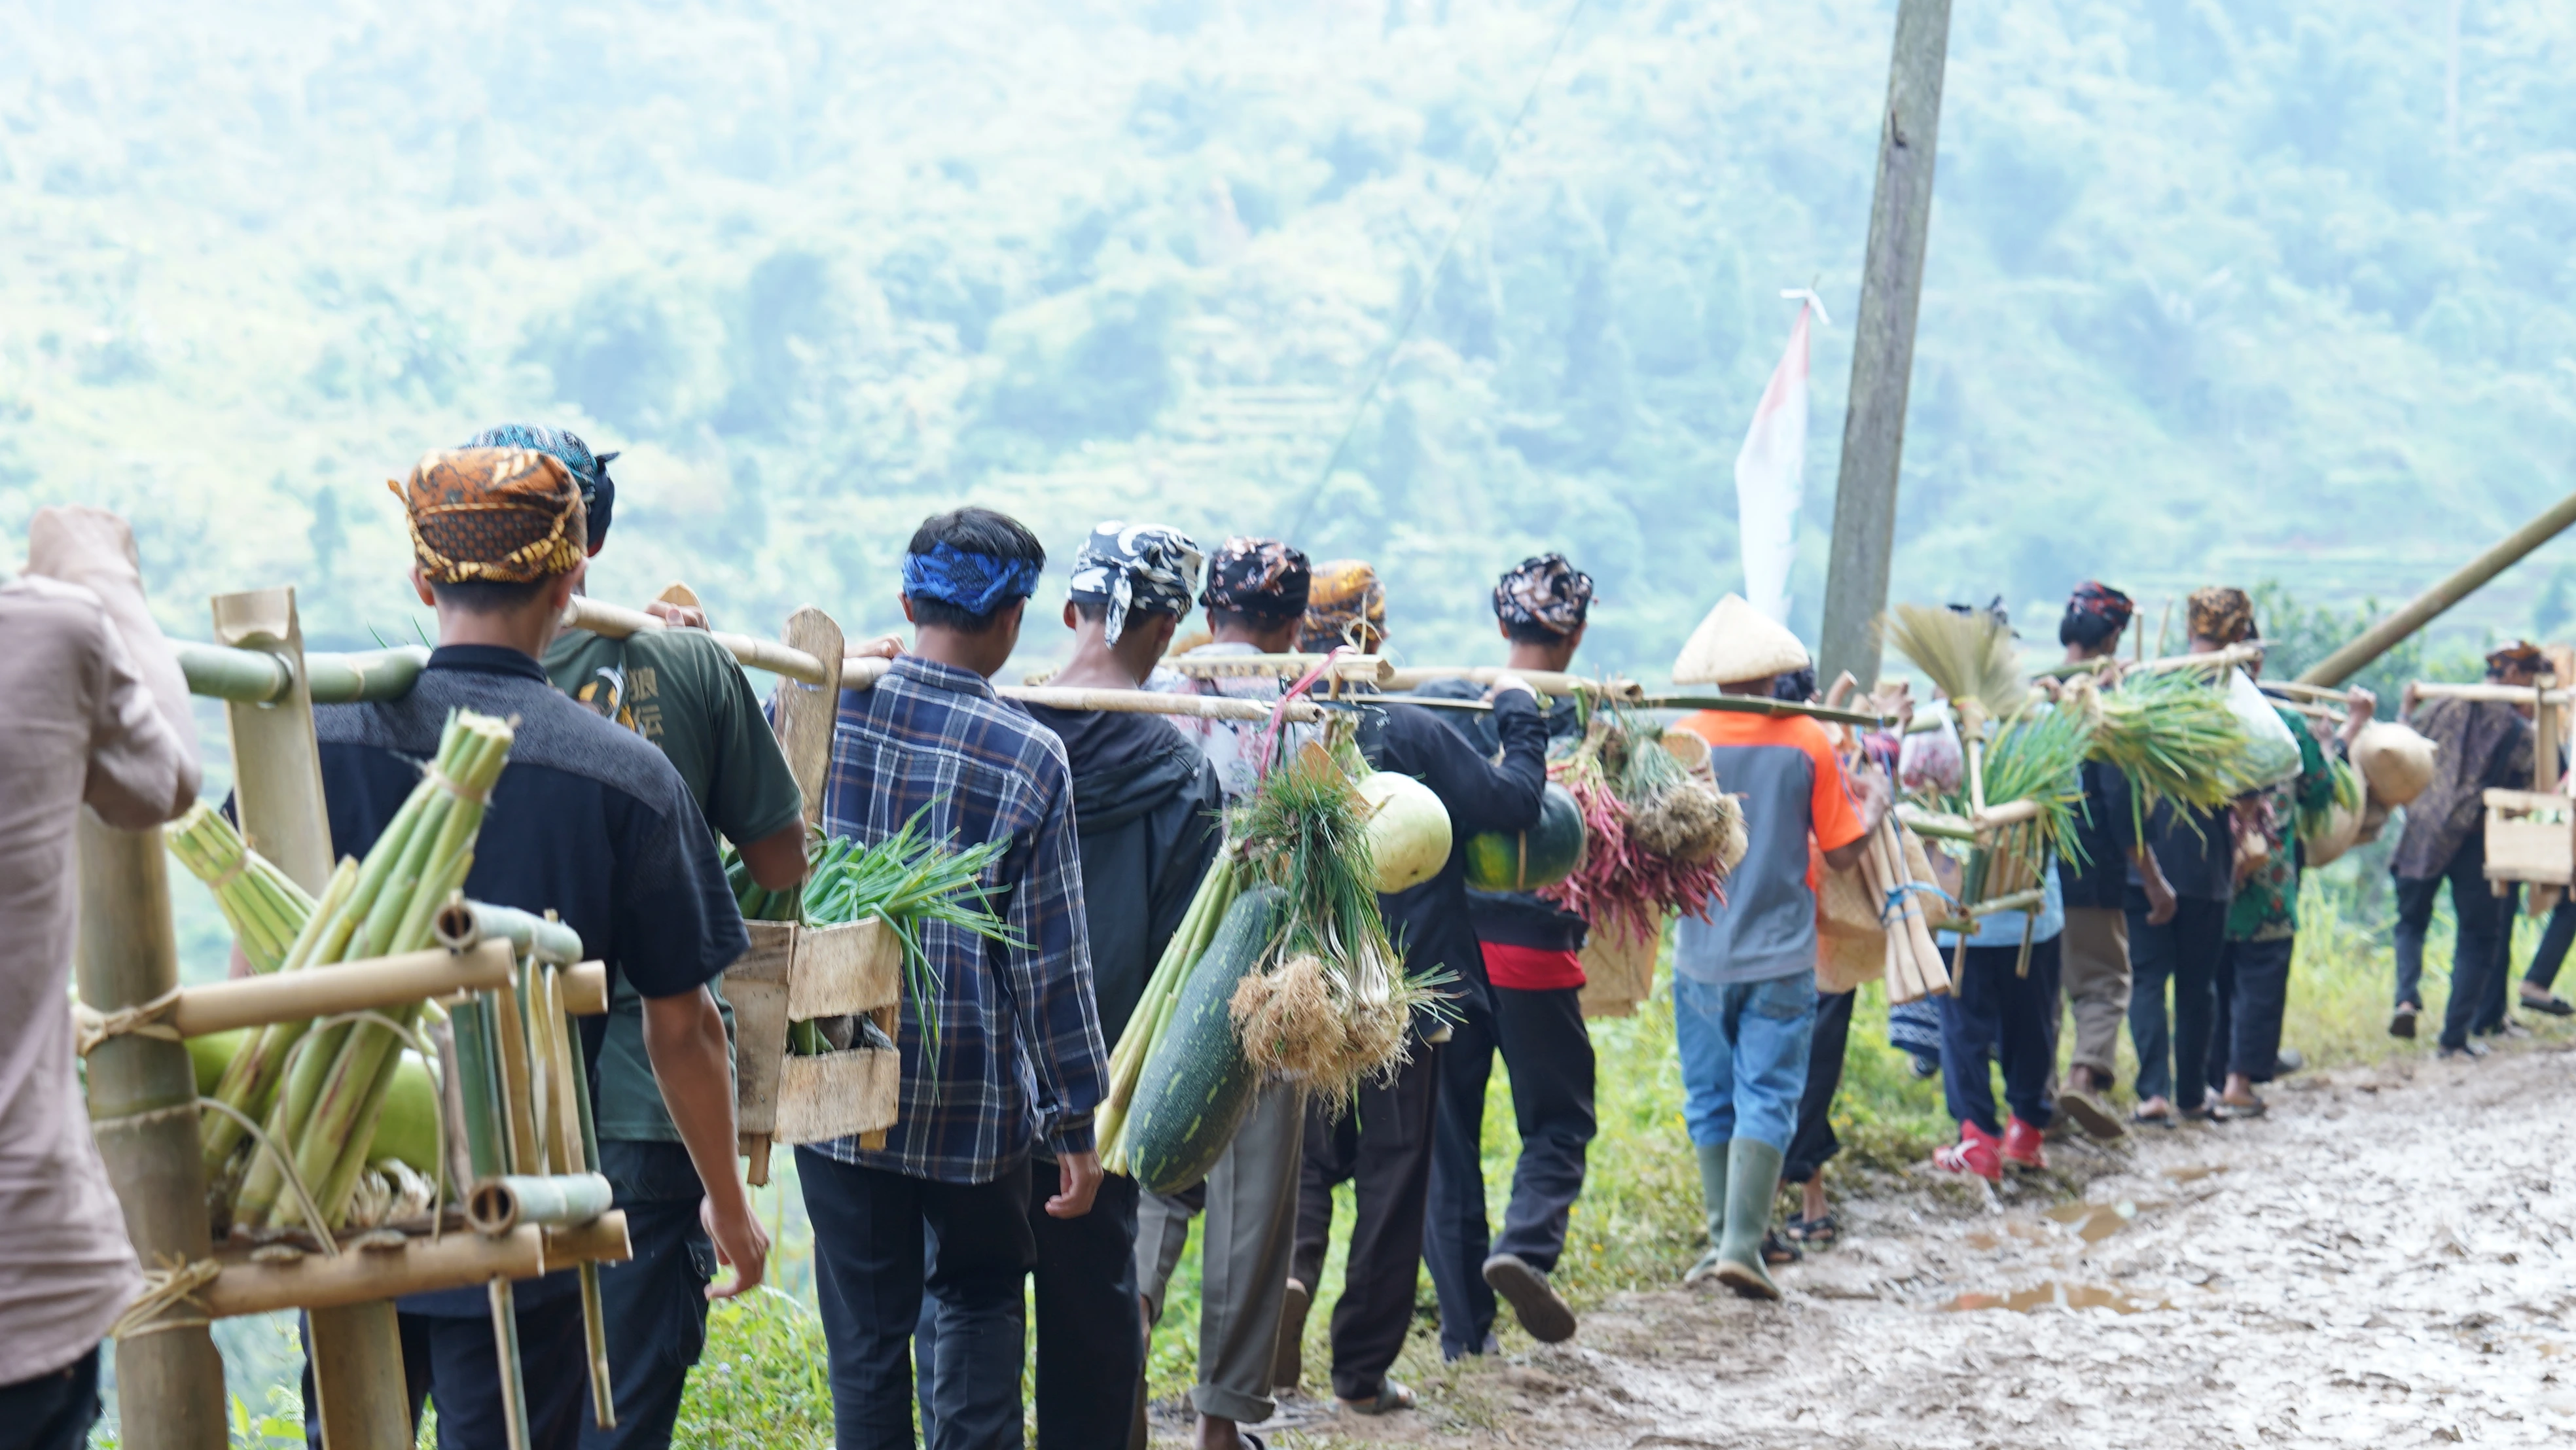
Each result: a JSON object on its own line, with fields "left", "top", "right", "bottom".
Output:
{"left": 1664, "top": 596, "right": 1886, "bottom": 1301}
{"left": 921, "top": 523, "right": 1221, "bottom": 1449}
{"left": 2053, "top": 583, "right": 2172, "bottom": 1139}
{"left": 1, "top": 508, "right": 200, "bottom": 1450}
{"left": 465, "top": 424, "right": 810, "bottom": 1450}
{"left": 2390, "top": 641, "right": 2543, "bottom": 1057}
{"left": 2126, "top": 589, "right": 2249, "bottom": 1126}
{"left": 310, "top": 450, "right": 766, "bottom": 1447}
{"left": 1291, "top": 561, "right": 1549, "bottom": 1417}
{"left": 1134, "top": 537, "right": 1321, "bottom": 1449}
{"left": 1416, "top": 555, "right": 1599, "bottom": 1355}
{"left": 806, "top": 506, "right": 1107, "bottom": 1450}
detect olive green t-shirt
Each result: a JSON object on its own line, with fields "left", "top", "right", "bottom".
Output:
{"left": 545, "top": 624, "right": 806, "bottom": 1142}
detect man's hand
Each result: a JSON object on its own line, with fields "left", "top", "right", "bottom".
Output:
{"left": 645, "top": 598, "right": 711, "bottom": 629}
{"left": 700, "top": 1192, "right": 772, "bottom": 1300}
{"left": 2339, "top": 686, "right": 2378, "bottom": 749}
{"left": 2144, "top": 872, "right": 2179, "bottom": 927}
{"left": 851, "top": 633, "right": 907, "bottom": 662}
{"left": 1045, "top": 1150, "right": 1103, "bottom": 1220}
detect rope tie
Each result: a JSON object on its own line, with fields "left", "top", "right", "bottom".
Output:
{"left": 423, "top": 767, "right": 492, "bottom": 805}
{"left": 206, "top": 852, "right": 253, "bottom": 893}
{"left": 108, "top": 1255, "right": 222, "bottom": 1342}
{"left": 1880, "top": 880, "right": 1959, "bottom": 927}
{"left": 73, "top": 987, "right": 186, "bottom": 1057}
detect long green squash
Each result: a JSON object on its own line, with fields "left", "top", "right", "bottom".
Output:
{"left": 1121, "top": 885, "right": 1285, "bottom": 1195}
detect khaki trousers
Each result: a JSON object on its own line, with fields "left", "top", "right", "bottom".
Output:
{"left": 2059, "top": 906, "right": 2132, "bottom": 1078}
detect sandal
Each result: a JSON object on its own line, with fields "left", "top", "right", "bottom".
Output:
{"left": 1783, "top": 1211, "right": 1840, "bottom": 1247}
{"left": 1761, "top": 1229, "right": 1802, "bottom": 1267}
{"left": 1340, "top": 1381, "right": 1416, "bottom": 1417}
{"left": 2522, "top": 991, "right": 2576, "bottom": 1017}
{"left": 2130, "top": 1103, "right": 2177, "bottom": 1130}
{"left": 2213, "top": 1095, "right": 2267, "bottom": 1120}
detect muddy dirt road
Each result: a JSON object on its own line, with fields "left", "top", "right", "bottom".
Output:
{"left": 1248, "top": 1040, "right": 2576, "bottom": 1449}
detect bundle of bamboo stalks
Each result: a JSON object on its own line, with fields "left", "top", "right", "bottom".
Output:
{"left": 1857, "top": 816, "right": 1951, "bottom": 1002}
{"left": 168, "top": 802, "right": 318, "bottom": 973}
{"left": 202, "top": 710, "right": 514, "bottom": 1231}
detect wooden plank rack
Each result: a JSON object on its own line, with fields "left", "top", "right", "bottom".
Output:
{"left": 728, "top": 915, "right": 904, "bottom": 1183}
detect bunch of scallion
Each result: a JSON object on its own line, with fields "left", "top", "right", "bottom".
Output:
{"left": 1937, "top": 701, "right": 2092, "bottom": 877}
{"left": 798, "top": 807, "right": 1020, "bottom": 1059}
{"left": 2073, "top": 669, "right": 2260, "bottom": 833}
{"left": 168, "top": 801, "right": 317, "bottom": 973}
{"left": 228, "top": 709, "right": 514, "bottom": 1231}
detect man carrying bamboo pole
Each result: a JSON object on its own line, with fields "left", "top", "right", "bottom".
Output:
{"left": 1290, "top": 561, "right": 1550, "bottom": 1415}
{"left": 1133, "top": 537, "right": 1324, "bottom": 1445}
{"left": 463, "top": 423, "right": 809, "bottom": 1449}
{"left": 1664, "top": 597, "right": 1885, "bottom": 1301}
{"left": 1415, "top": 554, "right": 1600, "bottom": 1356}
{"left": 2053, "top": 583, "right": 2173, "bottom": 1138}
{"left": 2390, "top": 641, "right": 2543, "bottom": 1055}
{"left": 2126, "top": 588, "right": 2250, "bottom": 1127}
{"left": 0, "top": 507, "right": 200, "bottom": 1450}
{"left": 807, "top": 506, "right": 1107, "bottom": 1450}
{"left": 300, "top": 449, "right": 768, "bottom": 1447}
{"left": 918, "top": 522, "right": 1222, "bottom": 1449}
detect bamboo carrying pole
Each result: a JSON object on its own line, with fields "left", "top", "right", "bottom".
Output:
{"left": 2301, "top": 485, "right": 2576, "bottom": 688}
{"left": 1002, "top": 684, "right": 1327, "bottom": 722}
{"left": 76, "top": 813, "right": 227, "bottom": 1450}
{"left": 1379, "top": 665, "right": 1642, "bottom": 699}
{"left": 1818, "top": 0, "right": 1954, "bottom": 690}
{"left": 166, "top": 940, "right": 514, "bottom": 1036}
{"left": 560, "top": 594, "right": 834, "bottom": 685}
{"left": 206, "top": 586, "right": 412, "bottom": 1450}
{"left": 2407, "top": 682, "right": 2575, "bottom": 706}
{"left": 1636, "top": 692, "right": 1897, "bottom": 728}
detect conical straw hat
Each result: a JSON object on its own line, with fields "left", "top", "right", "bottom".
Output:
{"left": 1673, "top": 593, "right": 1811, "bottom": 686}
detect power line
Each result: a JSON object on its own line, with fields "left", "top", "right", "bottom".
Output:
{"left": 1281, "top": 0, "right": 1594, "bottom": 542}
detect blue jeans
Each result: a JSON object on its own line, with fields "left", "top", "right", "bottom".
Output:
{"left": 1672, "top": 972, "right": 1817, "bottom": 1152}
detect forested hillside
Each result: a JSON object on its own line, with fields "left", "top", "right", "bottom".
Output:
{"left": 6, "top": 0, "right": 2575, "bottom": 677}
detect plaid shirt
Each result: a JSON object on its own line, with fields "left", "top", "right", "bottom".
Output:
{"left": 817, "top": 654, "right": 1105, "bottom": 1184}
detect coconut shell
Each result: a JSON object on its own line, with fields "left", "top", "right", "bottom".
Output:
{"left": 2353, "top": 721, "right": 2438, "bottom": 807}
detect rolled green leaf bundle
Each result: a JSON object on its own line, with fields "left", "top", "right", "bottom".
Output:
{"left": 168, "top": 800, "right": 318, "bottom": 973}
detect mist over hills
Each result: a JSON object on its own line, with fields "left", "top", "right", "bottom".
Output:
{"left": 7, "top": 0, "right": 2575, "bottom": 679}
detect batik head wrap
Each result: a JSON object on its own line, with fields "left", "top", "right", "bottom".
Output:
{"left": 1492, "top": 553, "right": 1594, "bottom": 637}
{"left": 391, "top": 448, "right": 587, "bottom": 585}
{"left": 1199, "top": 537, "right": 1312, "bottom": 618}
{"left": 464, "top": 424, "right": 619, "bottom": 543}
{"left": 2066, "top": 581, "right": 2134, "bottom": 631}
{"left": 2187, "top": 586, "right": 2257, "bottom": 646}
{"left": 903, "top": 541, "right": 1045, "bottom": 618}
{"left": 1066, "top": 522, "right": 1205, "bottom": 644}
{"left": 2488, "top": 639, "right": 2547, "bottom": 678}
{"left": 1301, "top": 559, "right": 1387, "bottom": 652}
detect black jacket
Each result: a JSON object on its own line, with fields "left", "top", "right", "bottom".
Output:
{"left": 1026, "top": 705, "right": 1226, "bottom": 1041}
{"left": 1357, "top": 690, "right": 1550, "bottom": 1016}
{"left": 1414, "top": 679, "right": 1590, "bottom": 954}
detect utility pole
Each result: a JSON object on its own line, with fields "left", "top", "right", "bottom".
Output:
{"left": 1817, "top": 0, "right": 1953, "bottom": 690}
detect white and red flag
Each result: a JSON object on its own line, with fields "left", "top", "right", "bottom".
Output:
{"left": 1734, "top": 291, "right": 1827, "bottom": 626}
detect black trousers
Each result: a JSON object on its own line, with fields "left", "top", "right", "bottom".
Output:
{"left": 1783, "top": 989, "right": 1856, "bottom": 1186}
{"left": 1937, "top": 938, "right": 2060, "bottom": 1137}
{"left": 1293, "top": 1040, "right": 1440, "bottom": 1402}
{"left": 580, "top": 1141, "right": 715, "bottom": 1450}
{"left": 2393, "top": 840, "right": 2516, "bottom": 1048}
{"left": 2126, "top": 888, "right": 2228, "bottom": 1112}
{"left": 2208, "top": 936, "right": 2295, "bottom": 1088}
{"left": 1424, "top": 985, "right": 1596, "bottom": 1357}
{"left": 917, "top": 1165, "right": 1143, "bottom": 1450}
{"left": 800, "top": 1148, "right": 1036, "bottom": 1450}
{"left": 302, "top": 1296, "right": 588, "bottom": 1450}
{"left": 2527, "top": 897, "right": 2576, "bottom": 991}
{"left": 0, "top": 1347, "right": 100, "bottom": 1450}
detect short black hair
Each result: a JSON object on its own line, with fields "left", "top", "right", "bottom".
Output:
{"left": 1771, "top": 667, "right": 1819, "bottom": 703}
{"left": 430, "top": 578, "right": 554, "bottom": 615}
{"left": 1071, "top": 598, "right": 1181, "bottom": 627}
{"left": 1505, "top": 619, "right": 1573, "bottom": 646}
{"left": 2060, "top": 607, "right": 2124, "bottom": 650}
{"left": 1208, "top": 605, "right": 1300, "bottom": 635}
{"left": 904, "top": 506, "right": 1046, "bottom": 632}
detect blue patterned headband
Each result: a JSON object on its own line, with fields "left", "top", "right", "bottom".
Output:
{"left": 902, "top": 540, "right": 1044, "bottom": 618}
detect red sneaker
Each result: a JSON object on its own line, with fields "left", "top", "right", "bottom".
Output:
{"left": 2001, "top": 1116, "right": 2048, "bottom": 1171}
{"left": 1932, "top": 1122, "right": 2002, "bottom": 1182}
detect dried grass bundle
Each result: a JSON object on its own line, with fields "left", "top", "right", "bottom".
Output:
{"left": 1883, "top": 603, "right": 2026, "bottom": 720}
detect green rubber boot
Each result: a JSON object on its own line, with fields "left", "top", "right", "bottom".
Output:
{"left": 1682, "top": 1139, "right": 1729, "bottom": 1284}
{"left": 1715, "top": 1138, "right": 1785, "bottom": 1301}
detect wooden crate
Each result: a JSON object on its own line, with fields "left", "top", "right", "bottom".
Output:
{"left": 2484, "top": 788, "right": 2576, "bottom": 886}
{"left": 730, "top": 917, "right": 903, "bottom": 1151}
